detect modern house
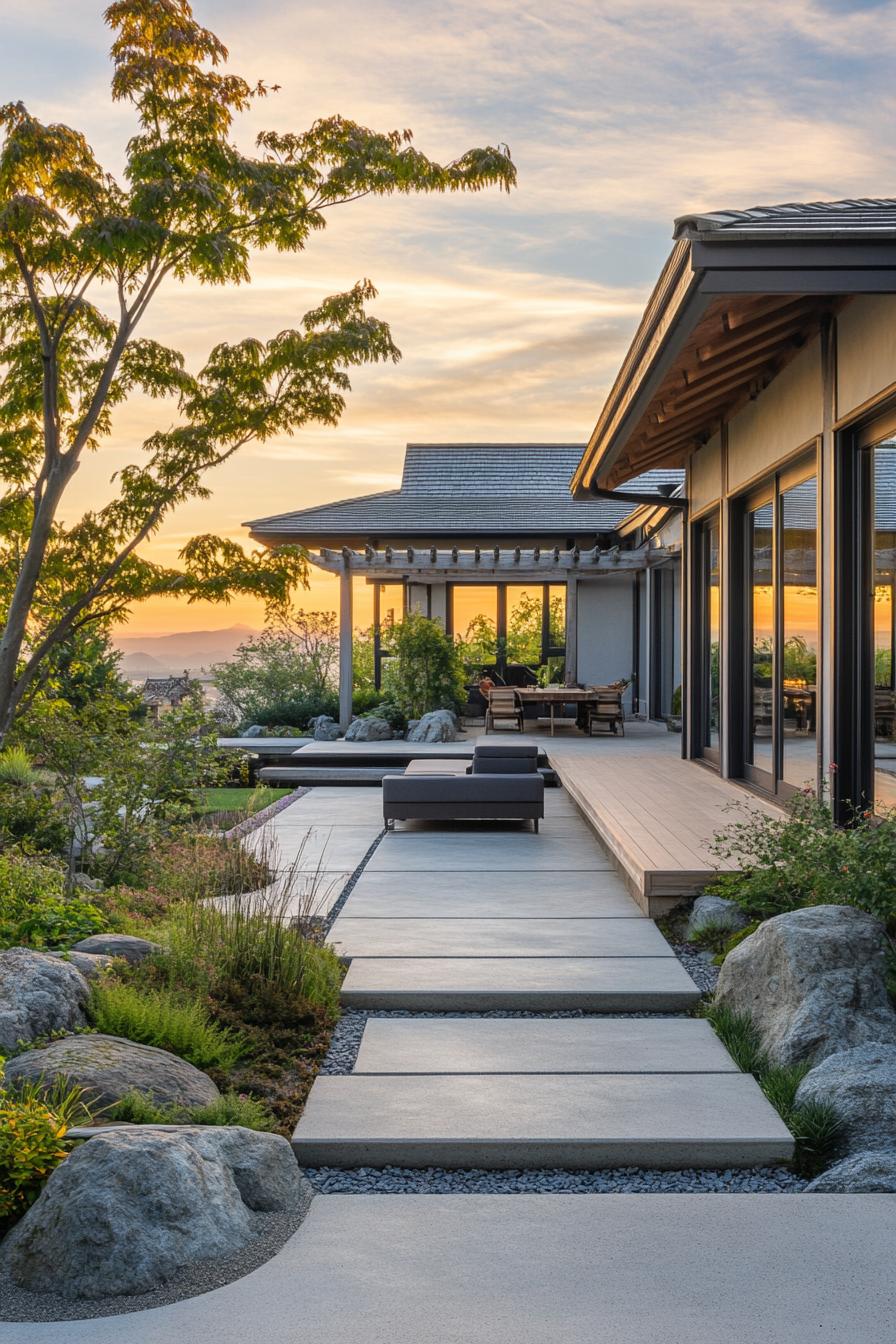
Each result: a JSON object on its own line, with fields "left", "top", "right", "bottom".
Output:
{"left": 246, "top": 444, "right": 684, "bottom": 728}
{"left": 572, "top": 197, "right": 896, "bottom": 818}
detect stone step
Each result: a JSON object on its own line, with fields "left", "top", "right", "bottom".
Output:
{"left": 291, "top": 1073, "right": 794, "bottom": 1169}
{"left": 352, "top": 1016, "right": 739, "bottom": 1075}
{"left": 368, "top": 831, "right": 613, "bottom": 872}
{"left": 329, "top": 916, "right": 674, "bottom": 959}
{"left": 339, "top": 955, "right": 701, "bottom": 1011}
{"left": 340, "top": 869, "right": 641, "bottom": 918}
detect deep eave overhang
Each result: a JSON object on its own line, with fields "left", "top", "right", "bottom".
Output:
{"left": 572, "top": 230, "right": 896, "bottom": 494}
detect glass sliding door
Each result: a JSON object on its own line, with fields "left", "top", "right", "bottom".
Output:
{"left": 741, "top": 461, "right": 818, "bottom": 797}
{"left": 870, "top": 439, "right": 896, "bottom": 814}
{"left": 747, "top": 499, "right": 775, "bottom": 784}
{"left": 697, "top": 513, "right": 721, "bottom": 764}
{"left": 780, "top": 477, "right": 818, "bottom": 791}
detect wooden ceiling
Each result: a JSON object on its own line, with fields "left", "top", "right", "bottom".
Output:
{"left": 602, "top": 293, "right": 843, "bottom": 487}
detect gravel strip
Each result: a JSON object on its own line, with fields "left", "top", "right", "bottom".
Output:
{"left": 303, "top": 1165, "right": 806, "bottom": 1194}
{"left": 323, "top": 830, "right": 386, "bottom": 930}
{"left": 670, "top": 941, "right": 719, "bottom": 994}
{"left": 0, "top": 1179, "right": 315, "bottom": 1323}
{"left": 224, "top": 786, "right": 309, "bottom": 840}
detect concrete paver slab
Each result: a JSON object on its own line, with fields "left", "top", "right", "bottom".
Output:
{"left": 329, "top": 916, "right": 673, "bottom": 958}
{"left": 353, "top": 1017, "right": 741, "bottom": 1075}
{"left": 340, "top": 869, "right": 641, "bottom": 917}
{"left": 291, "top": 1073, "right": 794, "bottom": 1168}
{"left": 340, "top": 955, "right": 700, "bottom": 1010}
{"left": 245, "top": 825, "right": 380, "bottom": 872}
{"left": 11, "top": 1195, "right": 892, "bottom": 1344}
{"left": 368, "top": 832, "right": 612, "bottom": 872}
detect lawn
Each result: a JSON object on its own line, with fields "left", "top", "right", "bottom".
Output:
{"left": 191, "top": 786, "right": 290, "bottom": 817}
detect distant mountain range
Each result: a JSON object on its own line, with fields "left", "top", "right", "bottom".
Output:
{"left": 112, "top": 625, "right": 258, "bottom": 678}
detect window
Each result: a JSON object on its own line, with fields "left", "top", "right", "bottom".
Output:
{"left": 740, "top": 463, "right": 818, "bottom": 797}
{"left": 869, "top": 439, "right": 896, "bottom": 814}
{"left": 450, "top": 583, "right": 566, "bottom": 674}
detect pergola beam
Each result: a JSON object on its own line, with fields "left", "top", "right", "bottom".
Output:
{"left": 313, "top": 544, "right": 668, "bottom": 577}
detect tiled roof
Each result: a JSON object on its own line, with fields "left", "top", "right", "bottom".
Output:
{"left": 246, "top": 445, "right": 684, "bottom": 541}
{"left": 674, "top": 198, "right": 896, "bottom": 242}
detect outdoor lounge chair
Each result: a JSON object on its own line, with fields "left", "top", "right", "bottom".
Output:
{"left": 468, "top": 741, "right": 539, "bottom": 773}
{"left": 382, "top": 770, "right": 544, "bottom": 831}
{"left": 485, "top": 686, "right": 524, "bottom": 733}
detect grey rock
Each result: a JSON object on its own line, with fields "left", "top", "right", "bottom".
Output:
{"left": 309, "top": 715, "right": 340, "bottom": 741}
{"left": 4, "top": 1034, "right": 221, "bottom": 1111}
{"left": 345, "top": 716, "right": 393, "bottom": 742}
{"left": 406, "top": 709, "right": 458, "bottom": 743}
{"left": 72, "top": 872, "right": 103, "bottom": 893}
{"left": 1, "top": 1125, "right": 301, "bottom": 1299}
{"left": 243, "top": 724, "right": 265, "bottom": 738}
{"left": 0, "top": 947, "right": 90, "bottom": 1053}
{"left": 44, "top": 949, "right": 114, "bottom": 980}
{"left": 71, "top": 932, "right": 162, "bottom": 964}
{"left": 714, "top": 905, "right": 896, "bottom": 1066}
{"left": 795, "top": 1043, "right": 896, "bottom": 1153}
{"left": 686, "top": 894, "right": 749, "bottom": 938}
{"left": 805, "top": 1149, "right": 896, "bottom": 1193}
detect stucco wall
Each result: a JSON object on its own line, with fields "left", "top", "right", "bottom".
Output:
{"left": 837, "top": 295, "right": 896, "bottom": 421}
{"left": 576, "top": 574, "right": 635, "bottom": 709}
{"left": 727, "top": 337, "right": 822, "bottom": 491}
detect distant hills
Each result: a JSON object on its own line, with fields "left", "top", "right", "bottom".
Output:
{"left": 112, "top": 625, "right": 258, "bottom": 678}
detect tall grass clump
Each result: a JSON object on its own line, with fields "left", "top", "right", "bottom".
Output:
{"left": 103, "top": 1088, "right": 275, "bottom": 1131}
{"left": 702, "top": 1001, "right": 843, "bottom": 1177}
{"left": 89, "top": 981, "right": 246, "bottom": 1071}
{"left": 162, "top": 828, "right": 343, "bottom": 1018}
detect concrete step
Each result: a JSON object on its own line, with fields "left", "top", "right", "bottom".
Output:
{"left": 340, "top": 869, "right": 642, "bottom": 918}
{"left": 260, "top": 766, "right": 405, "bottom": 785}
{"left": 351, "top": 1016, "right": 740, "bottom": 1075}
{"left": 339, "top": 955, "right": 701, "bottom": 1011}
{"left": 291, "top": 1073, "right": 794, "bottom": 1169}
{"left": 329, "top": 916, "right": 675, "bottom": 959}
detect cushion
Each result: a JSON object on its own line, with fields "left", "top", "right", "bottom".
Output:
{"left": 383, "top": 774, "right": 543, "bottom": 805}
{"left": 474, "top": 742, "right": 537, "bottom": 759}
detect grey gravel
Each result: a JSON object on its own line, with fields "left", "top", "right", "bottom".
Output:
{"left": 323, "top": 829, "right": 386, "bottom": 929}
{"left": 670, "top": 942, "right": 719, "bottom": 994}
{"left": 0, "top": 1184, "right": 313, "bottom": 1322}
{"left": 303, "top": 1165, "right": 806, "bottom": 1194}
{"left": 224, "top": 786, "right": 309, "bottom": 840}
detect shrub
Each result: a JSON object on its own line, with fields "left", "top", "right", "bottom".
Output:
{"left": 247, "top": 692, "right": 339, "bottom": 731}
{"left": 0, "top": 781, "right": 70, "bottom": 856}
{"left": 0, "top": 853, "right": 107, "bottom": 949}
{"left": 0, "top": 747, "right": 44, "bottom": 789}
{"left": 352, "top": 687, "right": 384, "bottom": 716}
{"left": 0, "top": 1083, "right": 85, "bottom": 1221}
{"left": 382, "top": 613, "right": 465, "bottom": 720}
{"left": 708, "top": 790, "right": 896, "bottom": 932}
{"left": 89, "top": 981, "right": 246, "bottom": 1071}
{"left": 103, "top": 1088, "right": 275, "bottom": 1131}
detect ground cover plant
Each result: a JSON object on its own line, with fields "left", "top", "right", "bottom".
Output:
{"left": 89, "top": 981, "right": 247, "bottom": 1071}
{"left": 0, "top": 852, "right": 107, "bottom": 949}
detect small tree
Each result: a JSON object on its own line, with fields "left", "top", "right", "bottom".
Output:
{"left": 0, "top": 0, "right": 516, "bottom": 740}
{"left": 384, "top": 613, "right": 465, "bottom": 720}
{"left": 213, "top": 612, "right": 338, "bottom": 726}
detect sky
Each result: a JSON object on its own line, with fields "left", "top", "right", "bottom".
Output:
{"left": 3, "top": 0, "right": 896, "bottom": 636}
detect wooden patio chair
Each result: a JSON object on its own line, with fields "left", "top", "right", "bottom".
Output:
{"left": 485, "top": 686, "right": 524, "bottom": 733}
{"left": 585, "top": 689, "right": 625, "bottom": 736}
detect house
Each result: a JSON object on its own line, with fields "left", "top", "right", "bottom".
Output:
{"left": 246, "top": 444, "right": 684, "bottom": 727}
{"left": 572, "top": 197, "right": 896, "bottom": 819}
{"left": 141, "top": 672, "right": 193, "bottom": 721}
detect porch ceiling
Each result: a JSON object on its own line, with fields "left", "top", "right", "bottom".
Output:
{"left": 310, "top": 541, "right": 669, "bottom": 578}
{"left": 586, "top": 292, "right": 839, "bottom": 490}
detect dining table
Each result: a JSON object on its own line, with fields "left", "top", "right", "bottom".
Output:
{"left": 514, "top": 685, "right": 601, "bottom": 735}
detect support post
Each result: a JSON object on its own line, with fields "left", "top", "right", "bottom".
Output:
{"left": 565, "top": 575, "right": 578, "bottom": 682}
{"left": 339, "top": 568, "right": 353, "bottom": 730}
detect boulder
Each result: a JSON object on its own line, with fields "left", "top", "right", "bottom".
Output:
{"left": 309, "top": 714, "right": 340, "bottom": 741}
{"left": 72, "top": 872, "right": 103, "bottom": 893}
{"left": 71, "top": 932, "right": 162, "bottom": 964}
{"left": 0, "top": 947, "right": 89, "bottom": 1053}
{"left": 4, "top": 1034, "right": 221, "bottom": 1111}
{"left": 45, "top": 949, "right": 114, "bottom": 979}
{"left": 243, "top": 724, "right": 265, "bottom": 738}
{"left": 1, "top": 1125, "right": 303, "bottom": 1299}
{"left": 406, "top": 709, "right": 458, "bottom": 743}
{"left": 795, "top": 1043, "right": 896, "bottom": 1154}
{"left": 714, "top": 905, "right": 896, "bottom": 1066}
{"left": 345, "top": 715, "right": 392, "bottom": 742}
{"left": 805, "top": 1150, "right": 896, "bottom": 1193}
{"left": 686, "top": 894, "right": 750, "bottom": 938}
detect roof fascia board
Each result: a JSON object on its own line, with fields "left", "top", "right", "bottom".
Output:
{"left": 691, "top": 239, "right": 896, "bottom": 269}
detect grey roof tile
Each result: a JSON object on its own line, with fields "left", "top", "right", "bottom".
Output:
{"left": 245, "top": 444, "right": 684, "bottom": 540}
{"left": 674, "top": 197, "right": 896, "bottom": 241}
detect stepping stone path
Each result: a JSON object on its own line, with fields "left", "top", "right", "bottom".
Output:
{"left": 289, "top": 785, "right": 793, "bottom": 1171}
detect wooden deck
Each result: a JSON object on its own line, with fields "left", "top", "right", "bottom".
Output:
{"left": 544, "top": 724, "right": 783, "bottom": 915}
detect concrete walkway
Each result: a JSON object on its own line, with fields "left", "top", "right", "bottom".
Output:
{"left": 293, "top": 785, "right": 793, "bottom": 1169}
{"left": 10, "top": 1195, "right": 893, "bottom": 1343}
